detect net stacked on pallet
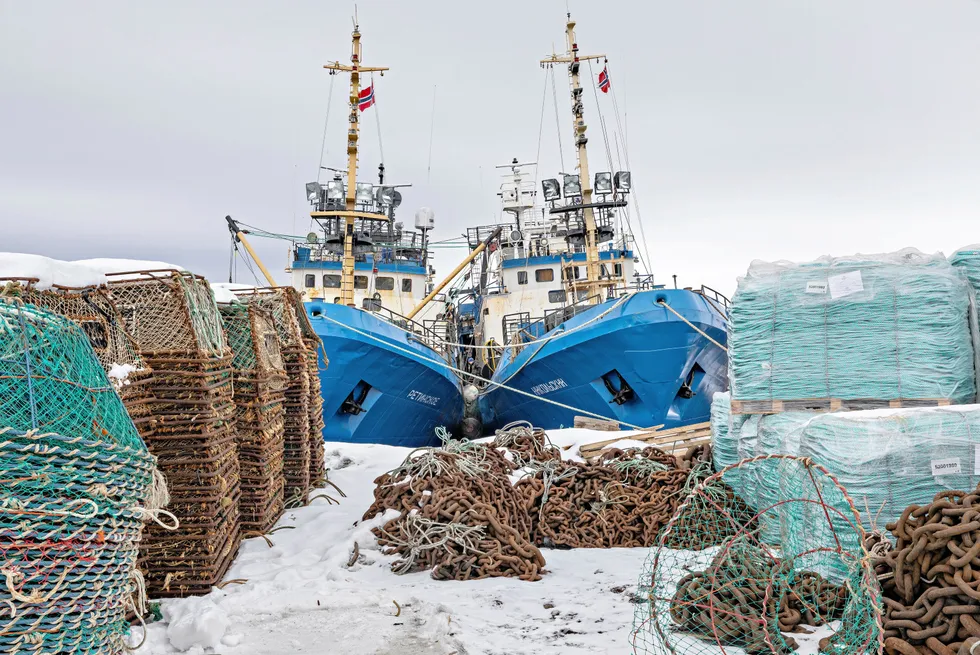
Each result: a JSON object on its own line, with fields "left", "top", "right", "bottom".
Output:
{"left": 234, "top": 288, "right": 324, "bottom": 501}
{"left": 106, "top": 271, "right": 241, "bottom": 597}
{"left": 0, "top": 299, "right": 157, "bottom": 654}
{"left": 709, "top": 391, "right": 742, "bottom": 473}
{"left": 793, "top": 406, "right": 980, "bottom": 535}
{"left": 6, "top": 282, "right": 156, "bottom": 425}
{"left": 730, "top": 248, "right": 976, "bottom": 406}
{"left": 219, "top": 302, "right": 287, "bottom": 532}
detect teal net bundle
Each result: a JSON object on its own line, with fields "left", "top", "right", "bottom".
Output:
{"left": 794, "top": 406, "right": 980, "bottom": 535}
{"left": 632, "top": 455, "right": 882, "bottom": 655}
{"left": 0, "top": 300, "right": 158, "bottom": 654}
{"left": 752, "top": 412, "right": 815, "bottom": 544}
{"left": 729, "top": 248, "right": 976, "bottom": 404}
{"left": 0, "top": 299, "right": 144, "bottom": 449}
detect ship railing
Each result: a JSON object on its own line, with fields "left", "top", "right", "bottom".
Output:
{"left": 466, "top": 223, "right": 515, "bottom": 249}
{"left": 501, "top": 311, "right": 532, "bottom": 346}
{"left": 365, "top": 304, "right": 447, "bottom": 352}
{"left": 694, "top": 284, "right": 731, "bottom": 318}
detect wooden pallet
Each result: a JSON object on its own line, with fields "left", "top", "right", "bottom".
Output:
{"left": 730, "top": 397, "right": 952, "bottom": 415}
{"left": 578, "top": 421, "right": 711, "bottom": 459}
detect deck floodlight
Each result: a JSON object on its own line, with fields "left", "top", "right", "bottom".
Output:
{"left": 594, "top": 172, "right": 613, "bottom": 194}
{"left": 355, "top": 182, "right": 374, "bottom": 205}
{"left": 305, "top": 182, "right": 321, "bottom": 202}
{"left": 542, "top": 178, "right": 561, "bottom": 201}
{"left": 562, "top": 173, "right": 582, "bottom": 198}
{"left": 614, "top": 171, "right": 632, "bottom": 192}
{"left": 325, "top": 179, "right": 345, "bottom": 200}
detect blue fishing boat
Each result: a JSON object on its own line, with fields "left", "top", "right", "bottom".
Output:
{"left": 452, "top": 15, "right": 730, "bottom": 432}
{"left": 286, "top": 23, "right": 462, "bottom": 446}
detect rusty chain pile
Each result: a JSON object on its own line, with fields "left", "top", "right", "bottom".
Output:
{"left": 516, "top": 444, "right": 734, "bottom": 550}
{"left": 634, "top": 455, "right": 883, "bottom": 655}
{"left": 876, "top": 487, "right": 980, "bottom": 655}
{"left": 669, "top": 540, "right": 849, "bottom": 655}
{"left": 364, "top": 439, "right": 545, "bottom": 581}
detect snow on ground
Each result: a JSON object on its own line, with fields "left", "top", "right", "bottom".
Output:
{"left": 0, "top": 253, "right": 184, "bottom": 289}
{"left": 138, "top": 439, "right": 651, "bottom": 655}
{"left": 137, "top": 432, "right": 832, "bottom": 655}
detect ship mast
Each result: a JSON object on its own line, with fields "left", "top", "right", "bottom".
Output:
{"left": 541, "top": 14, "right": 606, "bottom": 305}
{"left": 322, "top": 23, "right": 389, "bottom": 306}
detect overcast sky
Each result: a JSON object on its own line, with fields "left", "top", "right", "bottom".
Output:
{"left": 2, "top": 0, "right": 979, "bottom": 297}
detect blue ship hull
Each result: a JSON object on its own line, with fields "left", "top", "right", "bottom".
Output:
{"left": 305, "top": 302, "right": 463, "bottom": 447}
{"left": 479, "top": 289, "right": 728, "bottom": 431}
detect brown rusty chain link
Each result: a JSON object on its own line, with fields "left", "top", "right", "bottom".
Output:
{"left": 875, "top": 487, "right": 980, "bottom": 655}
{"left": 363, "top": 423, "right": 750, "bottom": 581}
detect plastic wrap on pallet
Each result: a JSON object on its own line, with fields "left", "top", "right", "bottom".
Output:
{"left": 709, "top": 391, "right": 743, "bottom": 473}
{"left": 752, "top": 411, "right": 817, "bottom": 544}
{"left": 792, "top": 406, "right": 980, "bottom": 538}
{"left": 729, "top": 248, "right": 976, "bottom": 404}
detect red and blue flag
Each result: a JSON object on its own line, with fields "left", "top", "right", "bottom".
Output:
{"left": 358, "top": 84, "right": 375, "bottom": 111}
{"left": 598, "top": 66, "right": 610, "bottom": 93}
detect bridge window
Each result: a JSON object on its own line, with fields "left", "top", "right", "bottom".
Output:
{"left": 517, "top": 271, "right": 528, "bottom": 285}
{"left": 535, "top": 268, "right": 554, "bottom": 283}
{"left": 548, "top": 290, "right": 567, "bottom": 303}
{"left": 354, "top": 275, "right": 368, "bottom": 289}
{"left": 323, "top": 274, "right": 341, "bottom": 288}
{"left": 615, "top": 263, "right": 623, "bottom": 276}
{"left": 376, "top": 276, "right": 395, "bottom": 291}
{"left": 304, "top": 274, "right": 315, "bottom": 288}
{"left": 402, "top": 278, "right": 413, "bottom": 292}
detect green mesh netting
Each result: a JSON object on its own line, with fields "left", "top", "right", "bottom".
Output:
{"left": 1, "top": 299, "right": 156, "bottom": 654}
{"left": 632, "top": 455, "right": 882, "bottom": 655}
{"left": 0, "top": 299, "right": 144, "bottom": 450}
{"left": 730, "top": 248, "right": 975, "bottom": 404}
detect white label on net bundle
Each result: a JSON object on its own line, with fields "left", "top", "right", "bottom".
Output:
{"left": 932, "top": 457, "right": 962, "bottom": 476}
{"left": 828, "top": 270, "right": 864, "bottom": 299}
{"left": 805, "top": 280, "right": 828, "bottom": 294}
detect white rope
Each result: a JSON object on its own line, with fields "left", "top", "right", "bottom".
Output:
{"left": 319, "top": 314, "right": 652, "bottom": 429}
{"left": 315, "top": 73, "right": 337, "bottom": 184}
{"left": 656, "top": 300, "right": 727, "bottom": 352}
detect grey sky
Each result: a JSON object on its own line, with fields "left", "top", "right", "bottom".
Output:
{"left": 2, "top": 0, "right": 978, "bottom": 297}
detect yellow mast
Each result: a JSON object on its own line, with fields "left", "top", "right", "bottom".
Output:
{"left": 541, "top": 15, "right": 606, "bottom": 305}
{"left": 323, "top": 24, "right": 389, "bottom": 306}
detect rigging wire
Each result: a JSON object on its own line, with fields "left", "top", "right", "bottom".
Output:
{"left": 316, "top": 73, "right": 337, "bottom": 184}
{"left": 426, "top": 85, "right": 437, "bottom": 183}
{"left": 372, "top": 72, "right": 386, "bottom": 171}
{"left": 549, "top": 66, "right": 566, "bottom": 173}
{"left": 606, "top": 64, "right": 654, "bottom": 274}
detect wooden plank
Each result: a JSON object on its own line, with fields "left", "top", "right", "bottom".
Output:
{"left": 573, "top": 416, "right": 621, "bottom": 431}
{"left": 578, "top": 422, "right": 711, "bottom": 457}
{"left": 731, "top": 397, "right": 953, "bottom": 415}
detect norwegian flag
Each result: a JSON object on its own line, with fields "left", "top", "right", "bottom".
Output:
{"left": 358, "top": 84, "right": 375, "bottom": 111}
{"left": 598, "top": 66, "right": 610, "bottom": 93}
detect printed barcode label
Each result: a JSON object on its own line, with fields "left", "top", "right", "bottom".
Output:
{"left": 805, "top": 280, "right": 828, "bottom": 294}
{"left": 932, "top": 458, "right": 962, "bottom": 476}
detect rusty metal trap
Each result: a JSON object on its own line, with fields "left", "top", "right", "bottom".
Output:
{"left": 632, "top": 455, "right": 883, "bottom": 655}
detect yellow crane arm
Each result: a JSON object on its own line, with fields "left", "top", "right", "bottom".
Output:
{"left": 225, "top": 215, "right": 277, "bottom": 288}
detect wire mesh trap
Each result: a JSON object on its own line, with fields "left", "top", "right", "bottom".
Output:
{"left": 105, "top": 273, "right": 243, "bottom": 598}
{"left": 219, "top": 302, "right": 287, "bottom": 532}
{"left": 632, "top": 455, "right": 882, "bottom": 655}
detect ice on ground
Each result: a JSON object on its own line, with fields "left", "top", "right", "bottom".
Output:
{"left": 0, "top": 253, "right": 184, "bottom": 289}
